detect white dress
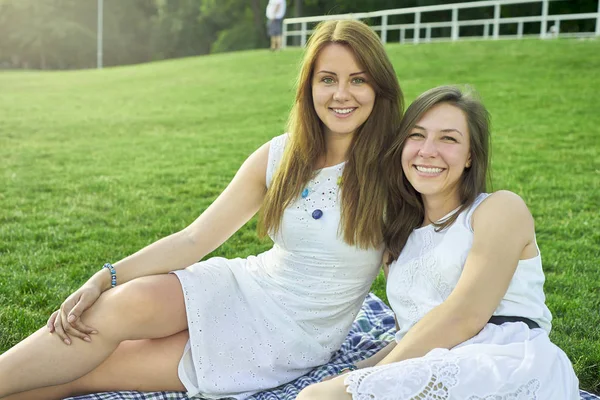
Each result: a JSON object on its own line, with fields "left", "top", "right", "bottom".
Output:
{"left": 345, "top": 193, "right": 580, "bottom": 400}
{"left": 172, "top": 133, "right": 383, "bottom": 399}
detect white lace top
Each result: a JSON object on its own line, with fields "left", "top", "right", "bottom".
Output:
{"left": 387, "top": 193, "right": 553, "bottom": 342}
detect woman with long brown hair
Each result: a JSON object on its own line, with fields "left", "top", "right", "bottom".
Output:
{"left": 0, "top": 20, "right": 403, "bottom": 400}
{"left": 297, "top": 86, "right": 578, "bottom": 399}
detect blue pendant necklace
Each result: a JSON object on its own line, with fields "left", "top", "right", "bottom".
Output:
{"left": 301, "top": 174, "right": 343, "bottom": 220}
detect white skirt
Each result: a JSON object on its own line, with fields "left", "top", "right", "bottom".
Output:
{"left": 172, "top": 256, "right": 334, "bottom": 400}
{"left": 345, "top": 321, "right": 579, "bottom": 400}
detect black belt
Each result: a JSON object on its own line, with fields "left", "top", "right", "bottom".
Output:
{"left": 488, "top": 316, "right": 540, "bottom": 329}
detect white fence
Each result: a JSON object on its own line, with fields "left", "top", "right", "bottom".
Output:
{"left": 282, "top": 0, "right": 600, "bottom": 48}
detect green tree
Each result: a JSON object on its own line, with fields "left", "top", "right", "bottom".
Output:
{"left": 199, "top": 0, "right": 268, "bottom": 54}
{"left": 0, "top": 0, "right": 96, "bottom": 69}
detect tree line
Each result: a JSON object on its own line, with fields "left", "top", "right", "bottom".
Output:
{"left": 0, "top": 0, "right": 595, "bottom": 70}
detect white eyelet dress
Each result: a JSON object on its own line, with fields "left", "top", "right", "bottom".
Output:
{"left": 172, "top": 133, "right": 383, "bottom": 399}
{"left": 344, "top": 193, "right": 580, "bottom": 400}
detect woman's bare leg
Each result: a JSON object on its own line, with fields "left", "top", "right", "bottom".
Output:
{"left": 2, "top": 330, "right": 189, "bottom": 400}
{"left": 296, "top": 375, "right": 352, "bottom": 400}
{"left": 0, "top": 274, "right": 188, "bottom": 397}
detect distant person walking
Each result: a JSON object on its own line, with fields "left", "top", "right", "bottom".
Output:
{"left": 266, "top": 0, "right": 286, "bottom": 51}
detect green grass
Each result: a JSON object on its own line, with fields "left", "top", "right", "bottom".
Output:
{"left": 1, "top": 38, "right": 599, "bottom": 393}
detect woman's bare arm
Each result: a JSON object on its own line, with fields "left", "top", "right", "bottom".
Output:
{"left": 377, "top": 191, "right": 535, "bottom": 365}
{"left": 50, "top": 141, "right": 271, "bottom": 341}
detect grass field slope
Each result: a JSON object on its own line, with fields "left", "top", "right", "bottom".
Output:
{"left": 1, "top": 38, "right": 599, "bottom": 392}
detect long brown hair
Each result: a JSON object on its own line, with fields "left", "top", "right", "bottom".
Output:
{"left": 260, "top": 20, "right": 404, "bottom": 248}
{"left": 385, "top": 85, "right": 491, "bottom": 261}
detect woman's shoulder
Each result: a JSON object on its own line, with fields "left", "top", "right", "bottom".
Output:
{"left": 476, "top": 190, "right": 528, "bottom": 211}
{"left": 471, "top": 190, "right": 534, "bottom": 232}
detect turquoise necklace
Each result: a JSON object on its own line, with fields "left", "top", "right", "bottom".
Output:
{"left": 301, "top": 175, "right": 343, "bottom": 220}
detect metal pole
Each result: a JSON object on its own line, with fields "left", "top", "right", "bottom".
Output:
{"left": 540, "top": 0, "right": 549, "bottom": 39}
{"left": 518, "top": 20, "right": 524, "bottom": 39}
{"left": 282, "top": 21, "right": 287, "bottom": 49}
{"left": 493, "top": 4, "right": 500, "bottom": 40}
{"left": 301, "top": 21, "right": 307, "bottom": 47}
{"left": 294, "top": 0, "right": 302, "bottom": 46}
{"left": 451, "top": 7, "right": 459, "bottom": 41}
{"left": 294, "top": 0, "right": 302, "bottom": 20}
{"left": 414, "top": 11, "right": 421, "bottom": 44}
{"left": 381, "top": 15, "right": 388, "bottom": 44}
{"left": 97, "top": 0, "right": 103, "bottom": 69}
{"left": 596, "top": 0, "right": 600, "bottom": 36}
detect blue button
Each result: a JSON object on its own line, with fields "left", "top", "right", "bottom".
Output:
{"left": 312, "top": 209, "right": 323, "bottom": 219}
{"left": 301, "top": 188, "right": 309, "bottom": 198}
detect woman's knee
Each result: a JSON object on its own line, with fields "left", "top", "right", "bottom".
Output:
{"left": 82, "top": 274, "right": 187, "bottom": 338}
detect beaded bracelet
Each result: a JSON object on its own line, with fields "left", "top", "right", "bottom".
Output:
{"left": 103, "top": 263, "right": 117, "bottom": 288}
{"left": 339, "top": 365, "right": 358, "bottom": 374}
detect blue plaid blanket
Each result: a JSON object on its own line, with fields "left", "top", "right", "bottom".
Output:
{"left": 69, "top": 293, "right": 598, "bottom": 400}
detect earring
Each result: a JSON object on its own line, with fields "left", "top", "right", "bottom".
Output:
{"left": 466, "top": 161, "right": 471, "bottom": 168}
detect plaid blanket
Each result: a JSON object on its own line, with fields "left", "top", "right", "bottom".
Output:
{"left": 69, "top": 293, "right": 598, "bottom": 400}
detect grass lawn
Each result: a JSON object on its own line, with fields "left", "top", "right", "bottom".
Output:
{"left": 1, "top": 38, "right": 599, "bottom": 392}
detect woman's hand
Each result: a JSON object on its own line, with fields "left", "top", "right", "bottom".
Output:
{"left": 47, "top": 282, "right": 102, "bottom": 345}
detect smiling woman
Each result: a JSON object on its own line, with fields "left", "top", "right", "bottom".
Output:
{"left": 0, "top": 19, "right": 404, "bottom": 400}
{"left": 297, "top": 86, "right": 580, "bottom": 400}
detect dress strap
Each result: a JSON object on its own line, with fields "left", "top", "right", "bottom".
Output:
{"left": 266, "top": 133, "right": 289, "bottom": 188}
{"left": 464, "top": 192, "right": 491, "bottom": 232}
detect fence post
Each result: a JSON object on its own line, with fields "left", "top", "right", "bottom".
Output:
{"left": 451, "top": 7, "right": 459, "bottom": 41}
{"left": 426, "top": 25, "right": 432, "bottom": 42}
{"left": 400, "top": 27, "right": 405, "bottom": 43}
{"left": 301, "top": 21, "right": 307, "bottom": 46}
{"left": 483, "top": 22, "right": 489, "bottom": 39}
{"left": 97, "top": 0, "right": 103, "bottom": 69}
{"left": 493, "top": 3, "right": 500, "bottom": 40}
{"left": 414, "top": 11, "right": 421, "bottom": 44}
{"left": 517, "top": 20, "right": 524, "bottom": 39}
{"left": 596, "top": 0, "right": 600, "bottom": 36}
{"left": 282, "top": 22, "right": 287, "bottom": 49}
{"left": 381, "top": 15, "right": 388, "bottom": 43}
{"left": 540, "top": 0, "right": 549, "bottom": 38}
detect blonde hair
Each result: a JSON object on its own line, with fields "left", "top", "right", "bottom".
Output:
{"left": 260, "top": 20, "right": 404, "bottom": 248}
{"left": 385, "top": 85, "right": 491, "bottom": 261}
